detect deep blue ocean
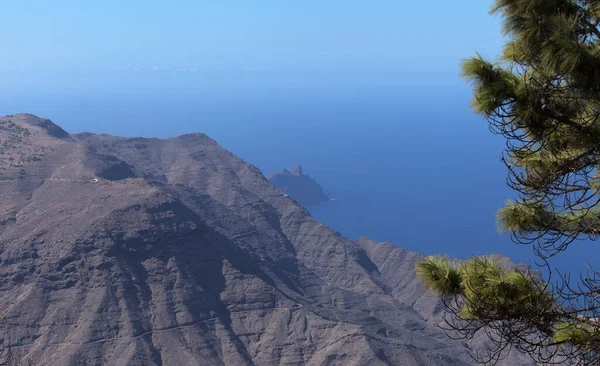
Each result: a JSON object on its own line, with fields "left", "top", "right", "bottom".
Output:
{"left": 0, "top": 70, "right": 595, "bottom": 276}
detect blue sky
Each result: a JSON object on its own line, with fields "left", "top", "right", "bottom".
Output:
{"left": 1, "top": 1, "right": 503, "bottom": 74}
{"left": 3, "top": 1, "right": 596, "bottom": 272}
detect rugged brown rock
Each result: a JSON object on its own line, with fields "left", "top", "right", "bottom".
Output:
{"left": 0, "top": 114, "right": 532, "bottom": 365}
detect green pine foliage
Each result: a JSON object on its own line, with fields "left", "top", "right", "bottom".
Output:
{"left": 415, "top": 256, "right": 462, "bottom": 296}
{"left": 416, "top": 257, "right": 596, "bottom": 356}
{"left": 417, "top": 0, "right": 600, "bottom": 363}
{"left": 416, "top": 256, "right": 553, "bottom": 321}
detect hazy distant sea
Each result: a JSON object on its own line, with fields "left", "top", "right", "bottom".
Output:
{"left": 0, "top": 71, "right": 594, "bottom": 275}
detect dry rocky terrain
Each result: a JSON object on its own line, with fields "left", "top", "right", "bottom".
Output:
{"left": 0, "top": 114, "right": 532, "bottom": 365}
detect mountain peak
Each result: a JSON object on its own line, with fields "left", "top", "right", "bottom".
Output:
{"left": 285, "top": 164, "right": 304, "bottom": 176}
{"left": 1, "top": 113, "right": 70, "bottom": 139}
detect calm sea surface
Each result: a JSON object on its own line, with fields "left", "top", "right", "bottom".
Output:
{"left": 1, "top": 71, "right": 594, "bottom": 276}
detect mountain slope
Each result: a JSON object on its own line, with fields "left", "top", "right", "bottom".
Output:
{"left": 0, "top": 114, "right": 530, "bottom": 365}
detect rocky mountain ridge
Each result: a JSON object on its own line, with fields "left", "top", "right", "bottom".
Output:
{"left": 0, "top": 114, "right": 531, "bottom": 365}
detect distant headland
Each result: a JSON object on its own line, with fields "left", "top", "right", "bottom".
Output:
{"left": 267, "top": 165, "right": 329, "bottom": 207}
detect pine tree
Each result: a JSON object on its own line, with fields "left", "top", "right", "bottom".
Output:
{"left": 416, "top": 0, "right": 600, "bottom": 364}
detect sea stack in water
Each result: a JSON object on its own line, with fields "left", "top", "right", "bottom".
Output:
{"left": 267, "top": 165, "right": 329, "bottom": 207}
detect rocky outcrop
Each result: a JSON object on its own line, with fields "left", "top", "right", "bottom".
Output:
{"left": 267, "top": 165, "right": 329, "bottom": 207}
{"left": 0, "top": 114, "right": 532, "bottom": 365}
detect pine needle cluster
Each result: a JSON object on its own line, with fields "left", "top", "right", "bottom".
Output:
{"left": 417, "top": 0, "right": 600, "bottom": 363}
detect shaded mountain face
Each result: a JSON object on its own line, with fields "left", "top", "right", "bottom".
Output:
{"left": 0, "top": 114, "right": 532, "bottom": 366}
{"left": 267, "top": 165, "right": 329, "bottom": 207}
